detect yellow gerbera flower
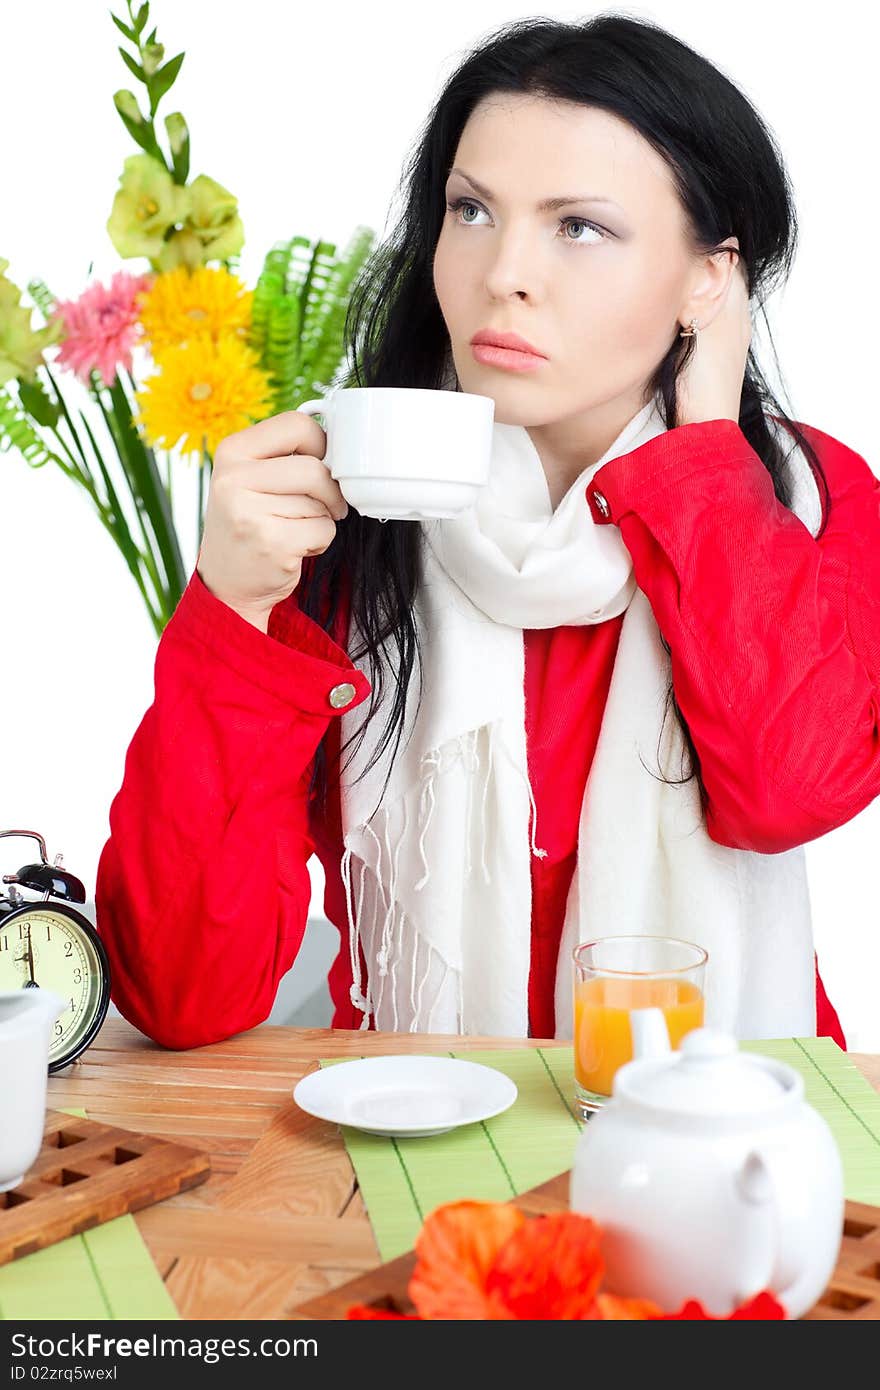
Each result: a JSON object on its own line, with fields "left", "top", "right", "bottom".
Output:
{"left": 136, "top": 265, "right": 254, "bottom": 356}
{"left": 132, "top": 335, "right": 273, "bottom": 458}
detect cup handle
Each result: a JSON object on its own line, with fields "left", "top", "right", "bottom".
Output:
{"left": 295, "top": 392, "right": 347, "bottom": 501}
{"left": 296, "top": 388, "right": 338, "bottom": 420}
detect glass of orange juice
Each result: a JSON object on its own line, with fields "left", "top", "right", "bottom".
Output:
{"left": 572, "top": 936, "right": 707, "bottom": 1118}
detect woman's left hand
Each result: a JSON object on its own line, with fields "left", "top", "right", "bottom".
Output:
{"left": 676, "top": 252, "right": 752, "bottom": 427}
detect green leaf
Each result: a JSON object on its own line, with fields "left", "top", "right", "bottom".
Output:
{"left": 110, "top": 13, "right": 137, "bottom": 42}
{"left": 1, "top": 379, "right": 165, "bottom": 630}
{"left": 42, "top": 363, "right": 98, "bottom": 484}
{"left": 25, "top": 278, "right": 58, "bottom": 325}
{"left": 150, "top": 51, "right": 184, "bottom": 106}
{"left": 17, "top": 377, "right": 60, "bottom": 428}
{"left": 135, "top": 3, "right": 150, "bottom": 33}
{"left": 249, "top": 226, "right": 376, "bottom": 411}
{"left": 118, "top": 46, "right": 145, "bottom": 83}
{"left": 303, "top": 225, "right": 375, "bottom": 393}
{"left": 77, "top": 405, "right": 168, "bottom": 632}
{"left": 104, "top": 370, "right": 187, "bottom": 605}
{"left": 0, "top": 386, "right": 70, "bottom": 472}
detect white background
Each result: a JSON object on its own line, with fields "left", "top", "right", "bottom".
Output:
{"left": 2, "top": 1, "right": 878, "bottom": 1046}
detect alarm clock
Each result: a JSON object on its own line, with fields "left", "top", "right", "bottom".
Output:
{"left": 0, "top": 829, "right": 110, "bottom": 1072}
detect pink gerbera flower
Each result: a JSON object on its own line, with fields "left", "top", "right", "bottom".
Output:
{"left": 50, "top": 270, "right": 154, "bottom": 389}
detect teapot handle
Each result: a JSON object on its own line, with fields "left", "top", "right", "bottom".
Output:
{"left": 735, "top": 1144, "right": 823, "bottom": 1315}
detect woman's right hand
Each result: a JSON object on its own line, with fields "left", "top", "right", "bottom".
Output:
{"left": 196, "top": 410, "right": 348, "bottom": 632}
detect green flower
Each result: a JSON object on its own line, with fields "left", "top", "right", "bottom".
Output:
{"left": 107, "top": 153, "right": 189, "bottom": 262}
{"left": 184, "top": 173, "right": 244, "bottom": 262}
{"left": 155, "top": 226, "right": 206, "bottom": 273}
{"left": 0, "top": 258, "right": 63, "bottom": 386}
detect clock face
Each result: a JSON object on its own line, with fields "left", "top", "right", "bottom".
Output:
{"left": 0, "top": 906, "right": 109, "bottom": 1067}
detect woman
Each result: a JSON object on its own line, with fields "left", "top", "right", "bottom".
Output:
{"left": 95, "top": 15, "right": 880, "bottom": 1049}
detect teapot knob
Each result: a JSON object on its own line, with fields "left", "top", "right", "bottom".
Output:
{"left": 679, "top": 1027, "right": 738, "bottom": 1060}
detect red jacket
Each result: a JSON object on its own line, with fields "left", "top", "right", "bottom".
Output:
{"left": 96, "top": 418, "right": 880, "bottom": 1050}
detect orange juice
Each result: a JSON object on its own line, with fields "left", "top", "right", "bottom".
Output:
{"left": 574, "top": 975, "right": 705, "bottom": 1097}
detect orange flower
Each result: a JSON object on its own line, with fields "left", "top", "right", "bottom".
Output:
{"left": 409, "top": 1200, "right": 526, "bottom": 1319}
{"left": 346, "top": 1199, "right": 788, "bottom": 1321}
{"left": 485, "top": 1210, "right": 607, "bottom": 1319}
{"left": 664, "top": 1292, "right": 786, "bottom": 1320}
{"left": 594, "top": 1293, "right": 665, "bottom": 1320}
{"left": 347, "top": 1306, "right": 419, "bottom": 1319}
{"left": 407, "top": 1200, "right": 616, "bottom": 1320}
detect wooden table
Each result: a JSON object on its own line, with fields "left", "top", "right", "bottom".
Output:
{"left": 46, "top": 1017, "right": 880, "bottom": 1321}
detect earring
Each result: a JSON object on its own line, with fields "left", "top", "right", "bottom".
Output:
{"left": 679, "top": 318, "right": 699, "bottom": 338}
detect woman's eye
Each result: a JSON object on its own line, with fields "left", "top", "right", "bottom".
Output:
{"left": 445, "top": 197, "right": 605, "bottom": 245}
{"left": 560, "top": 218, "right": 605, "bottom": 244}
{"left": 447, "top": 198, "right": 486, "bottom": 226}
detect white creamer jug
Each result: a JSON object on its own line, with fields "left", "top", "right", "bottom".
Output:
{"left": 570, "top": 1027, "right": 844, "bottom": 1318}
{"left": 0, "top": 989, "right": 66, "bottom": 1190}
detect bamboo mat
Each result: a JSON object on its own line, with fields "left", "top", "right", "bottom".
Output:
{"left": 320, "top": 1038, "right": 880, "bottom": 1262}
{"left": 0, "top": 1110, "right": 178, "bottom": 1321}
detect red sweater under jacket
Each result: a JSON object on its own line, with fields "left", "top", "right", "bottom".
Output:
{"left": 96, "top": 418, "right": 880, "bottom": 1050}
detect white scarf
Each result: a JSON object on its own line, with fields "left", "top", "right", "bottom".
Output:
{"left": 338, "top": 396, "right": 823, "bottom": 1039}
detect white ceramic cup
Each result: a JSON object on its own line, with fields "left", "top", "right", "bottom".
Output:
{"left": 296, "top": 386, "right": 495, "bottom": 521}
{"left": 0, "top": 989, "right": 66, "bottom": 1190}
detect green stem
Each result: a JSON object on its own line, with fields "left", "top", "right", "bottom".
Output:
{"left": 88, "top": 377, "right": 172, "bottom": 614}
{"left": 197, "top": 452, "right": 206, "bottom": 558}
{"left": 77, "top": 408, "right": 166, "bottom": 631}
{"left": 42, "top": 425, "right": 92, "bottom": 487}
{"left": 118, "top": 366, "right": 186, "bottom": 594}
{"left": 104, "top": 367, "right": 187, "bottom": 608}
{"left": 42, "top": 364, "right": 97, "bottom": 488}
{"left": 36, "top": 365, "right": 166, "bottom": 634}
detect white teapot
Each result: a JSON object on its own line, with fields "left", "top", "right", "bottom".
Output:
{"left": 570, "top": 1024, "right": 844, "bottom": 1318}
{"left": 0, "top": 989, "right": 66, "bottom": 1191}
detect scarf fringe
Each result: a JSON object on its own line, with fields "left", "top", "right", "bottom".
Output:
{"left": 341, "top": 721, "right": 546, "bottom": 1030}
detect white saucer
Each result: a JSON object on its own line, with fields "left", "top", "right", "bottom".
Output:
{"left": 293, "top": 1055, "right": 518, "bottom": 1138}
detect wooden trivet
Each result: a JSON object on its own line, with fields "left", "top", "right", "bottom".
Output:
{"left": 0, "top": 1109, "right": 210, "bottom": 1265}
{"left": 290, "top": 1170, "right": 880, "bottom": 1320}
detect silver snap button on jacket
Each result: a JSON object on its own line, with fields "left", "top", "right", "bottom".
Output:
{"left": 592, "top": 491, "right": 610, "bottom": 518}
{"left": 328, "top": 682, "right": 356, "bottom": 709}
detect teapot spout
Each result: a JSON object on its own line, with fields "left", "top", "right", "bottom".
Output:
{"left": 629, "top": 1007, "right": 672, "bottom": 1059}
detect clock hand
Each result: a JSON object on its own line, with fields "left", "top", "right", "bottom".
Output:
{"left": 24, "top": 924, "right": 37, "bottom": 988}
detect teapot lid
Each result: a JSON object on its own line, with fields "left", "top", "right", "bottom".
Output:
{"left": 614, "top": 1027, "right": 799, "bottom": 1117}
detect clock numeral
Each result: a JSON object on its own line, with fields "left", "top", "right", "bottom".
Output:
{"left": 64, "top": 941, "right": 73, "bottom": 959}
{"left": 0, "top": 935, "right": 7, "bottom": 951}
{"left": 73, "top": 967, "right": 83, "bottom": 985}
{"left": 18, "top": 923, "right": 26, "bottom": 939}
{"left": 69, "top": 997, "right": 75, "bottom": 1012}
{"left": 54, "top": 1021, "right": 63, "bottom": 1038}
{"left": 45, "top": 923, "right": 51, "bottom": 941}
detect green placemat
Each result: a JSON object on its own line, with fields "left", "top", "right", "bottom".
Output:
{"left": 320, "top": 1038, "right": 880, "bottom": 1262}
{"left": 0, "top": 1110, "right": 179, "bottom": 1321}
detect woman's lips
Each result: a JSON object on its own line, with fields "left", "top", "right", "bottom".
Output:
{"left": 471, "top": 343, "right": 547, "bottom": 372}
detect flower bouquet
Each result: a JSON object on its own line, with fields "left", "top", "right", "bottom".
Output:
{"left": 0, "top": 0, "right": 375, "bottom": 636}
{"left": 346, "top": 1200, "right": 787, "bottom": 1320}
